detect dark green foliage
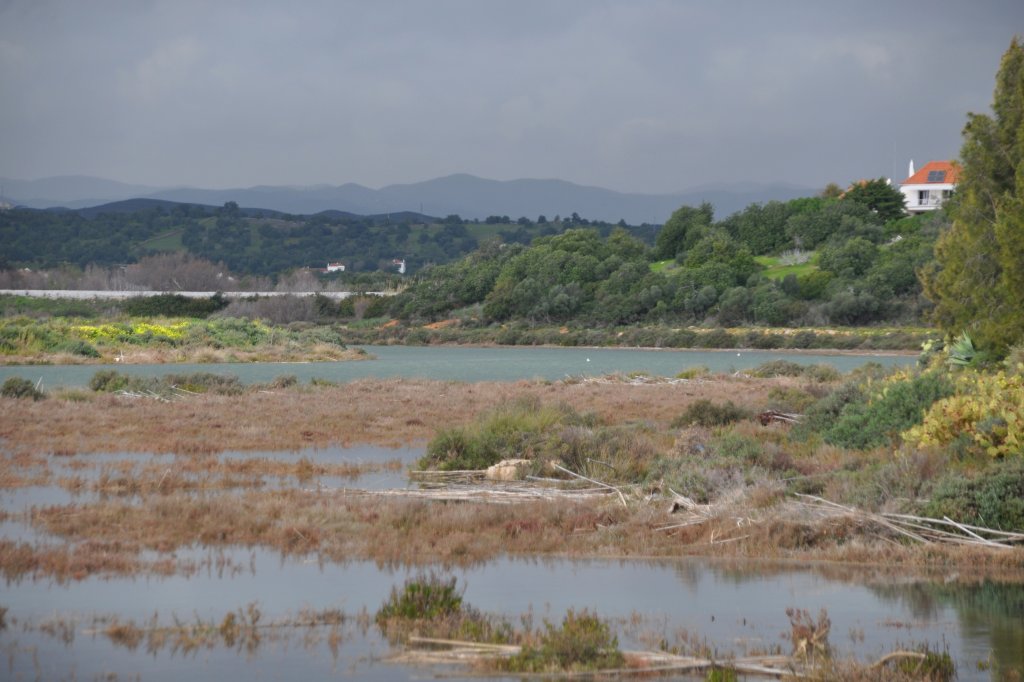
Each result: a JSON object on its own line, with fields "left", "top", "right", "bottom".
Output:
{"left": 798, "top": 381, "right": 866, "bottom": 439}
{"left": 672, "top": 399, "right": 750, "bottom": 428}
{"left": 0, "top": 294, "right": 107, "bottom": 318}
{"left": 375, "top": 574, "right": 463, "bottom": 623}
{"left": 123, "top": 293, "right": 228, "bottom": 318}
{"left": 655, "top": 202, "right": 713, "bottom": 259}
{"left": 785, "top": 199, "right": 879, "bottom": 250}
{"left": 502, "top": 609, "right": 624, "bottom": 673}
{"left": 2, "top": 376, "right": 45, "bottom": 400}
{"left": 925, "top": 460, "right": 1024, "bottom": 531}
{"left": 841, "top": 178, "right": 907, "bottom": 223}
{"left": 818, "top": 237, "right": 878, "bottom": 279}
{"left": 59, "top": 340, "right": 100, "bottom": 357}
{"left": 719, "top": 200, "right": 803, "bottom": 255}
{"left": 922, "top": 38, "right": 1024, "bottom": 355}
{"left": 822, "top": 290, "right": 882, "bottom": 325}
{"left": 822, "top": 371, "right": 954, "bottom": 450}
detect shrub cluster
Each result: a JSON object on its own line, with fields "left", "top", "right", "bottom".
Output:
{"left": 500, "top": 609, "right": 624, "bottom": 674}
{"left": 1, "top": 376, "right": 46, "bottom": 400}
{"left": 905, "top": 369, "right": 1024, "bottom": 458}
{"left": 821, "top": 370, "right": 954, "bottom": 450}
{"left": 924, "top": 460, "right": 1024, "bottom": 531}
{"left": 88, "top": 370, "right": 246, "bottom": 397}
{"left": 123, "top": 293, "right": 229, "bottom": 318}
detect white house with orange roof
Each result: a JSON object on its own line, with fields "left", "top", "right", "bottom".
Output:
{"left": 899, "top": 160, "right": 959, "bottom": 213}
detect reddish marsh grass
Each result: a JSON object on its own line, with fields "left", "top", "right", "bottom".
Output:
{"left": 17, "top": 489, "right": 1024, "bottom": 583}
{"left": 0, "top": 376, "right": 776, "bottom": 455}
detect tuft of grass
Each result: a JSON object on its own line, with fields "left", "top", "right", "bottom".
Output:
{"left": 672, "top": 399, "right": 750, "bottom": 428}
{"left": 676, "top": 365, "right": 710, "bottom": 379}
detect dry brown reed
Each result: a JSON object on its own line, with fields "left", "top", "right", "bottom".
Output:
{"left": 12, "top": 486, "right": 1022, "bottom": 584}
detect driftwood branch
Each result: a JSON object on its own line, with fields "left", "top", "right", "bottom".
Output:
{"left": 551, "top": 463, "right": 628, "bottom": 507}
{"left": 794, "top": 494, "right": 1024, "bottom": 548}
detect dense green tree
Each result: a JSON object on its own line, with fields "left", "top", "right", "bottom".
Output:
{"left": 681, "top": 229, "right": 759, "bottom": 285}
{"left": 785, "top": 200, "right": 878, "bottom": 249}
{"left": 842, "top": 178, "right": 906, "bottom": 223}
{"left": 654, "top": 202, "right": 713, "bottom": 260}
{"left": 921, "top": 38, "right": 1024, "bottom": 354}
{"left": 818, "top": 237, "right": 878, "bottom": 279}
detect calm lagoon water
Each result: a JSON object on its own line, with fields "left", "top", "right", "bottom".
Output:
{"left": 2, "top": 548, "right": 1022, "bottom": 680}
{"left": 0, "top": 343, "right": 916, "bottom": 388}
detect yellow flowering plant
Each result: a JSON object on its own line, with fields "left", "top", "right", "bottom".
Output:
{"left": 904, "top": 367, "right": 1024, "bottom": 458}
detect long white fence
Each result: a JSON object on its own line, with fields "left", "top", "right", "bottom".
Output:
{"left": 0, "top": 289, "right": 395, "bottom": 300}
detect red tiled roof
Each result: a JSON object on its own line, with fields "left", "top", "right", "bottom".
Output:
{"left": 901, "top": 160, "right": 960, "bottom": 185}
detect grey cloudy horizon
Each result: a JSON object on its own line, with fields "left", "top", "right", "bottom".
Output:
{"left": 1, "top": 0, "right": 1021, "bottom": 195}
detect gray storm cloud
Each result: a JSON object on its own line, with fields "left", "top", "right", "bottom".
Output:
{"left": 0, "top": 0, "right": 1020, "bottom": 193}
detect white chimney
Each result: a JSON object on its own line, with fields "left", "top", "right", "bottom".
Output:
{"left": 908, "top": 159, "right": 915, "bottom": 178}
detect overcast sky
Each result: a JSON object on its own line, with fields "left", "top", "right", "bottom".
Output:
{"left": 1, "top": 1, "right": 1021, "bottom": 194}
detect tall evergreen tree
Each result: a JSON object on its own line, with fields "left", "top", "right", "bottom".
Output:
{"left": 921, "top": 37, "right": 1024, "bottom": 354}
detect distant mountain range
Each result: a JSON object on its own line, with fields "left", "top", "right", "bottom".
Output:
{"left": 0, "top": 174, "right": 817, "bottom": 224}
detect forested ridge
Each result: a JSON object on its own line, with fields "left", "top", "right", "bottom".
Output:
{"left": 391, "top": 180, "right": 944, "bottom": 329}
{"left": 0, "top": 200, "right": 655, "bottom": 276}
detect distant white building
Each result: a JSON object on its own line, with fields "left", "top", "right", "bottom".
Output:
{"left": 899, "top": 160, "right": 959, "bottom": 213}
{"left": 392, "top": 259, "right": 406, "bottom": 275}
{"left": 325, "top": 262, "right": 345, "bottom": 273}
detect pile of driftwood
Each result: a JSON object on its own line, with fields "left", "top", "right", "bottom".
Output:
{"left": 392, "top": 637, "right": 797, "bottom": 677}
{"left": 391, "top": 636, "right": 937, "bottom": 679}
{"left": 792, "top": 494, "right": 1024, "bottom": 549}
{"left": 329, "top": 460, "right": 1023, "bottom": 550}
{"left": 658, "top": 489, "right": 1024, "bottom": 549}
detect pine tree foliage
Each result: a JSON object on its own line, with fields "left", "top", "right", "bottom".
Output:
{"left": 922, "top": 37, "right": 1024, "bottom": 354}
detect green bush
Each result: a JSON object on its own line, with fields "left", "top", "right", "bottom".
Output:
{"left": 502, "top": 609, "right": 624, "bottom": 673}
{"left": 420, "top": 397, "right": 590, "bottom": 471}
{"left": 766, "top": 386, "right": 818, "bottom": 413}
{"left": 750, "top": 360, "right": 805, "bottom": 377}
{"left": 797, "top": 382, "right": 866, "bottom": 440}
{"left": 925, "top": 460, "right": 1024, "bottom": 531}
{"left": 59, "top": 340, "right": 101, "bottom": 357}
{"left": 823, "top": 371, "right": 953, "bottom": 450}
{"left": 88, "top": 369, "right": 244, "bottom": 396}
{"left": 2, "top": 376, "right": 46, "bottom": 400}
{"left": 375, "top": 574, "right": 463, "bottom": 623}
{"left": 89, "top": 369, "right": 134, "bottom": 393}
{"left": 672, "top": 399, "right": 750, "bottom": 428}
{"left": 801, "top": 364, "right": 841, "bottom": 383}
{"left": 123, "top": 293, "right": 228, "bottom": 318}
